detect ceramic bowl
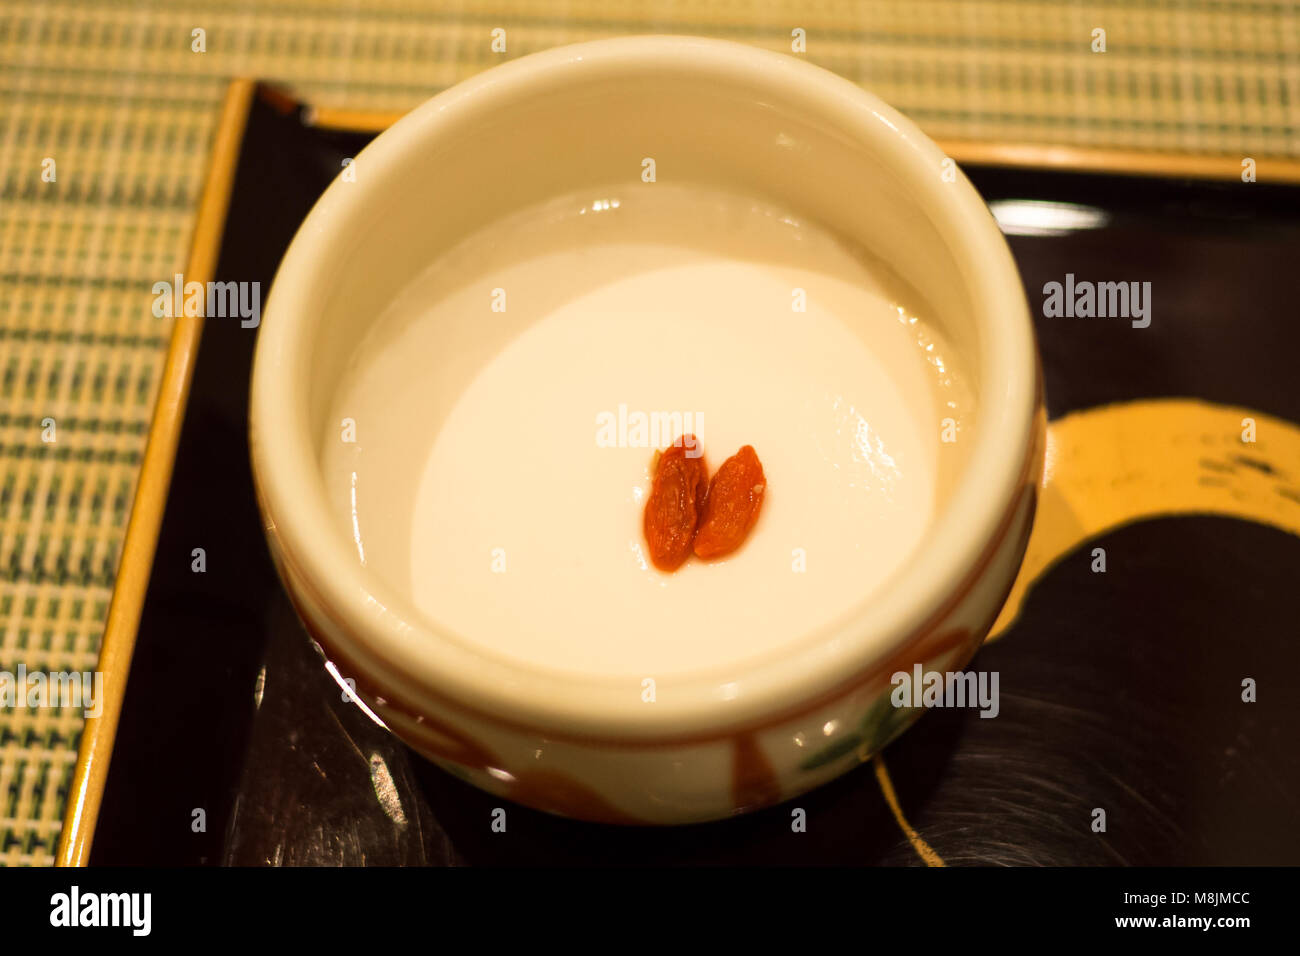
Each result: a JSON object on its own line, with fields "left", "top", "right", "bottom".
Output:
{"left": 249, "top": 35, "right": 1044, "bottom": 824}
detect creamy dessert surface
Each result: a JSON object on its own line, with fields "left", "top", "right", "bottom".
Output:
{"left": 322, "top": 184, "right": 974, "bottom": 680}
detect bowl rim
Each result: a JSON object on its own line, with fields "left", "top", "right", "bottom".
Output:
{"left": 249, "top": 34, "right": 1038, "bottom": 742}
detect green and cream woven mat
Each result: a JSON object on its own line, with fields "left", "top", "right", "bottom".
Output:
{"left": 1, "top": 0, "right": 1297, "bottom": 867}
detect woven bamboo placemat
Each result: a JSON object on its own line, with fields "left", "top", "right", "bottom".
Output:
{"left": 1, "top": 0, "right": 1297, "bottom": 867}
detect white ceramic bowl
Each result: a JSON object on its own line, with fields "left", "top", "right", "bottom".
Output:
{"left": 250, "top": 35, "right": 1044, "bottom": 824}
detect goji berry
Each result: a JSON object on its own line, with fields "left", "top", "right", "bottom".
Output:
{"left": 693, "top": 445, "right": 765, "bottom": 560}
{"left": 643, "top": 434, "right": 709, "bottom": 571}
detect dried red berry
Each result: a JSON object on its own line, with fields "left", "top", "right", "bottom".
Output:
{"left": 643, "top": 434, "right": 708, "bottom": 572}
{"left": 693, "top": 445, "right": 765, "bottom": 560}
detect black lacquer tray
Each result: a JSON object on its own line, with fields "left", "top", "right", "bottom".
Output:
{"left": 90, "top": 91, "right": 1300, "bottom": 865}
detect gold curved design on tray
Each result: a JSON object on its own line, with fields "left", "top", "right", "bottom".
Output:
{"left": 987, "top": 399, "right": 1300, "bottom": 643}
{"left": 884, "top": 398, "right": 1300, "bottom": 865}
{"left": 874, "top": 754, "right": 946, "bottom": 867}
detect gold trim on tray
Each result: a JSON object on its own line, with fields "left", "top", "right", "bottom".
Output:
{"left": 305, "top": 105, "right": 1300, "bottom": 185}
{"left": 55, "top": 79, "right": 257, "bottom": 868}
{"left": 937, "top": 139, "right": 1300, "bottom": 184}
